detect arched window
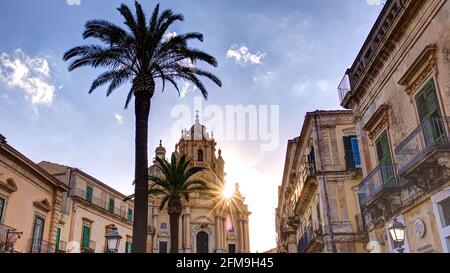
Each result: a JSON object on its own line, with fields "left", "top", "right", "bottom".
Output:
{"left": 197, "top": 149, "right": 204, "bottom": 162}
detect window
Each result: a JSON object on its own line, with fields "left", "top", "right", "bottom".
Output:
{"left": 228, "top": 244, "right": 236, "bottom": 253}
{"left": 86, "top": 185, "right": 93, "bottom": 203}
{"left": 440, "top": 197, "right": 450, "bottom": 228}
{"left": 108, "top": 198, "right": 115, "bottom": 213}
{"left": 125, "top": 241, "right": 132, "bottom": 253}
{"left": 31, "top": 216, "right": 45, "bottom": 253}
{"left": 82, "top": 225, "right": 91, "bottom": 249}
{"left": 375, "top": 131, "right": 396, "bottom": 187}
{"left": 127, "top": 208, "right": 133, "bottom": 222}
{"left": 159, "top": 241, "right": 168, "bottom": 253}
{"left": 415, "top": 80, "right": 445, "bottom": 145}
{"left": 160, "top": 223, "right": 167, "bottom": 230}
{"left": 197, "top": 149, "right": 204, "bottom": 161}
{"left": 0, "top": 197, "right": 5, "bottom": 222}
{"left": 55, "top": 228, "right": 62, "bottom": 252}
{"left": 343, "top": 136, "right": 361, "bottom": 169}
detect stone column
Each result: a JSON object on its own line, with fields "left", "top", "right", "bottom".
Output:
{"left": 243, "top": 218, "right": 250, "bottom": 253}
{"left": 179, "top": 214, "right": 183, "bottom": 253}
{"left": 222, "top": 216, "right": 227, "bottom": 251}
{"left": 238, "top": 215, "right": 244, "bottom": 253}
{"left": 152, "top": 207, "right": 159, "bottom": 252}
{"left": 215, "top": 215, "right": 222, "bottom": 253}
{"left": 184, "top": 207, "right": 191, "bottom": 253}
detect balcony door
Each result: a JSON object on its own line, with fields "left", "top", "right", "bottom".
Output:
{"left": 415, "top": 80, "right": 445, "bottom": 147}
{"left": 376, "top": 132, "right": 395, "bottom": 188}
{"left": 31, "top": 216, "right": 45, "bottom": 253}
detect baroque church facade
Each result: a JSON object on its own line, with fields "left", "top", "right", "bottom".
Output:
{"left": 146, "top": 113, "right": 251, "bottom": 253}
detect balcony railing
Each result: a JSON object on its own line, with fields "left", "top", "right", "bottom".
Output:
{"left": 73, "top": 188, "right": 106, "bottom": 208}
{"left": 338, "top": 73, "right": 351, "bottom": 104}
{"left": 395, "top": 117, "right": 450, "bottom": 175}
{"left": 358, "top": 162, "right": 400, "bottom": 207}
{"left": 298, "top": 223, "right": 320, "bottom": 253}
{"left": 28, "top": 238, "right": 55, "bottom": 253}
{"left": 81, "top": 240, "right": 96, "bottom": 253}
{"left": 189, "top": 161, "right": 209, "bottom": 168}
{"left": 73, "top": 188, "right": 129, "bottom": 221}
{"left": 0, "top": 223, "right": 22, "bottom": 253}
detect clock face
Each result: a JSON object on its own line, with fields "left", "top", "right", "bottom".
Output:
{"left": 413, "top": 219, "right": 426, "bottom": 238}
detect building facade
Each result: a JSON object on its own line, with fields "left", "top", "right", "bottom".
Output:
{"left": 39, "top": 161, "right": 134, "bottom": 253}
{"left": 338, "top": 0, "right": 450, "bottom": 253}
{"left": 147, "top": 114, "right": 251, "bottom": 253}
{"left": 276, "top": 111, "right": 367, "bottom": 253}
{"left": 0, "top": 135, "right": 69, "bottom": 253}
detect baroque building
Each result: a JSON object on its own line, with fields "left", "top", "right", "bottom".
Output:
{"left": 147, "top": 113, "right": 251, "bottom": 253}
{"left": 0, "top": 134, "right": 69, "bottom": 253}
{"left": 39, "top": 161, "right": 134, "bottom": 253}
{"left": 338, "top": 0, "right": 450, "bottom": 252}
{"left": 276, "top": 110, "right": 367, "bottom": 253}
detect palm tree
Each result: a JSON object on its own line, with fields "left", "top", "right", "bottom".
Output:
{"left": 150, "top": 154, "right": 211, "bottom": 253}
{"left": 63, "top": 2, "right": 221, "bottom": 253}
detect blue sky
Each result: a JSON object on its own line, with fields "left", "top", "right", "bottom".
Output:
{"left": 0, "top": 0, "right": 384, "bottom": 252}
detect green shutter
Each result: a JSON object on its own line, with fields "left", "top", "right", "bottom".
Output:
{"left": 127, "top": 209, "right": 133, "bottom": 222}
{"left": 415, "top": 80, "right": 444, "bottom": 145}
{"left": 125, "top": 241, "right": 132, "bottom": 253}
{"left": 109, "top": 199, "right": 115, "bottom": 213}
{"left": 343, "top": 136, "right": 354, "bottom": 169}
{"left": 86, "top": 186, "right": 93, "bottom": 203}
{"left": 55, "top": 228, "right": 61, "bottom": 252}
{"left": 0, "top": 197, "right": 4, "bottom": 222}
{"left": 82, "top": 226, "right": 90, "bottom": 248}
{"left": 375, "top": 131, "right": 395, "bottom": 187}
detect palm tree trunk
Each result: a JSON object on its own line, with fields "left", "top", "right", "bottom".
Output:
{"left": 169, "top": 211, "right": 180, "bottom": 253}
{"left": 168, "top": 198, "right": 182, "bottom": 253}
{"left": 132, "top": 91, "right": 151, "bottom": 253}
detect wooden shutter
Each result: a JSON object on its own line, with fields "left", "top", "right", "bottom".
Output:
{"left": 416, "top": 80, "right": 443, "bottom": 145}
{"left": 109, "top": 198, "right": 115, "bottom": 213}
{"left": 82, "top": 226, "right": 90, "bottom": 248}
{"left": 55, "top": 228, "right": 61, "bottom": 251}
{"left": 343, "top": 136, "right": 354, "bottom": 169}
{"left": 86, "top": 186, "right": 93, "bottom": 203}
{"left": 376, "top": 132, "right": 395, "bottom": 187}
{"left": 127, "top": 209, "right": 133, "bottom": 221}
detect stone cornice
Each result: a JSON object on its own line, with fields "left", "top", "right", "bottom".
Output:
{"left": 363, "top": 104, "right": 390, "bottom": 139}
{"left": 398, "top": 44, "right": 438, "bottom": 96}
{"left": 343, "top": 0, "right": 426, "bottom": 107}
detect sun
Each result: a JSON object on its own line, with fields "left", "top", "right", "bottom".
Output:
{"left": 222, "top": 182, "right": 235, "bottom": 199}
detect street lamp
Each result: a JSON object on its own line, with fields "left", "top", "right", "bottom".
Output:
{"left": 105, "top": 225, "right": 122, "bottom": 253}
{"left": 387, "top": 218, "right": 406, "bottom": 253}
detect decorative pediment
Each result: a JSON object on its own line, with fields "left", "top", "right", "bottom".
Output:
{"left": 398, "top": 44, "right": 438, "bottom": 96}
{"left": 33, "top": 198, "right": 52, "bottom": 213}
{"left": 0, "top": 178, "right": 18, "bottom": 193}
{"left": 363, "top": 104, "right": 390, "bottom": 139}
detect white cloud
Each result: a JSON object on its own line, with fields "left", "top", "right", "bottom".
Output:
{"left": 163, "top": 31, "right": 178, "bottom": 41}
{"left": 366, "top": 0, "right": 382, "bottom": 6}
{"left": 179, "top": 81, "right": 197, "bottom": 98}
{"left": 114, "top": 113, "right": 123, "bottom": 124}
{"left": 0, "top": 49, "right": 55, "bottom": 105}
{"left": 66, "top": 0, "right": 81, "bottom": 6}
{"left": 226, "top": 45, "right": 266, "bottom": 66}
{"left": 293, "top": 81, "right": 309, "bottom": 96}
{"left": 316, "top": 80, "right": 329, "bottom": 91}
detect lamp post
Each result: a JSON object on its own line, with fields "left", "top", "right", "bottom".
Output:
{"left": 387, "top": 218, "right": 406, "bottom": 253}
{"left": 105, "top": 225, "right": 122, "bottom": 253}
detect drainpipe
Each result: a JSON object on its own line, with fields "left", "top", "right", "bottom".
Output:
{"left": 313, "top": 113, "right": 337, "bottom": 253}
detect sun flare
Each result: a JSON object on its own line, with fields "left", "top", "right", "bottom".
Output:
{"left": 222, "top": 182, "right": 235, "bottom": 198}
